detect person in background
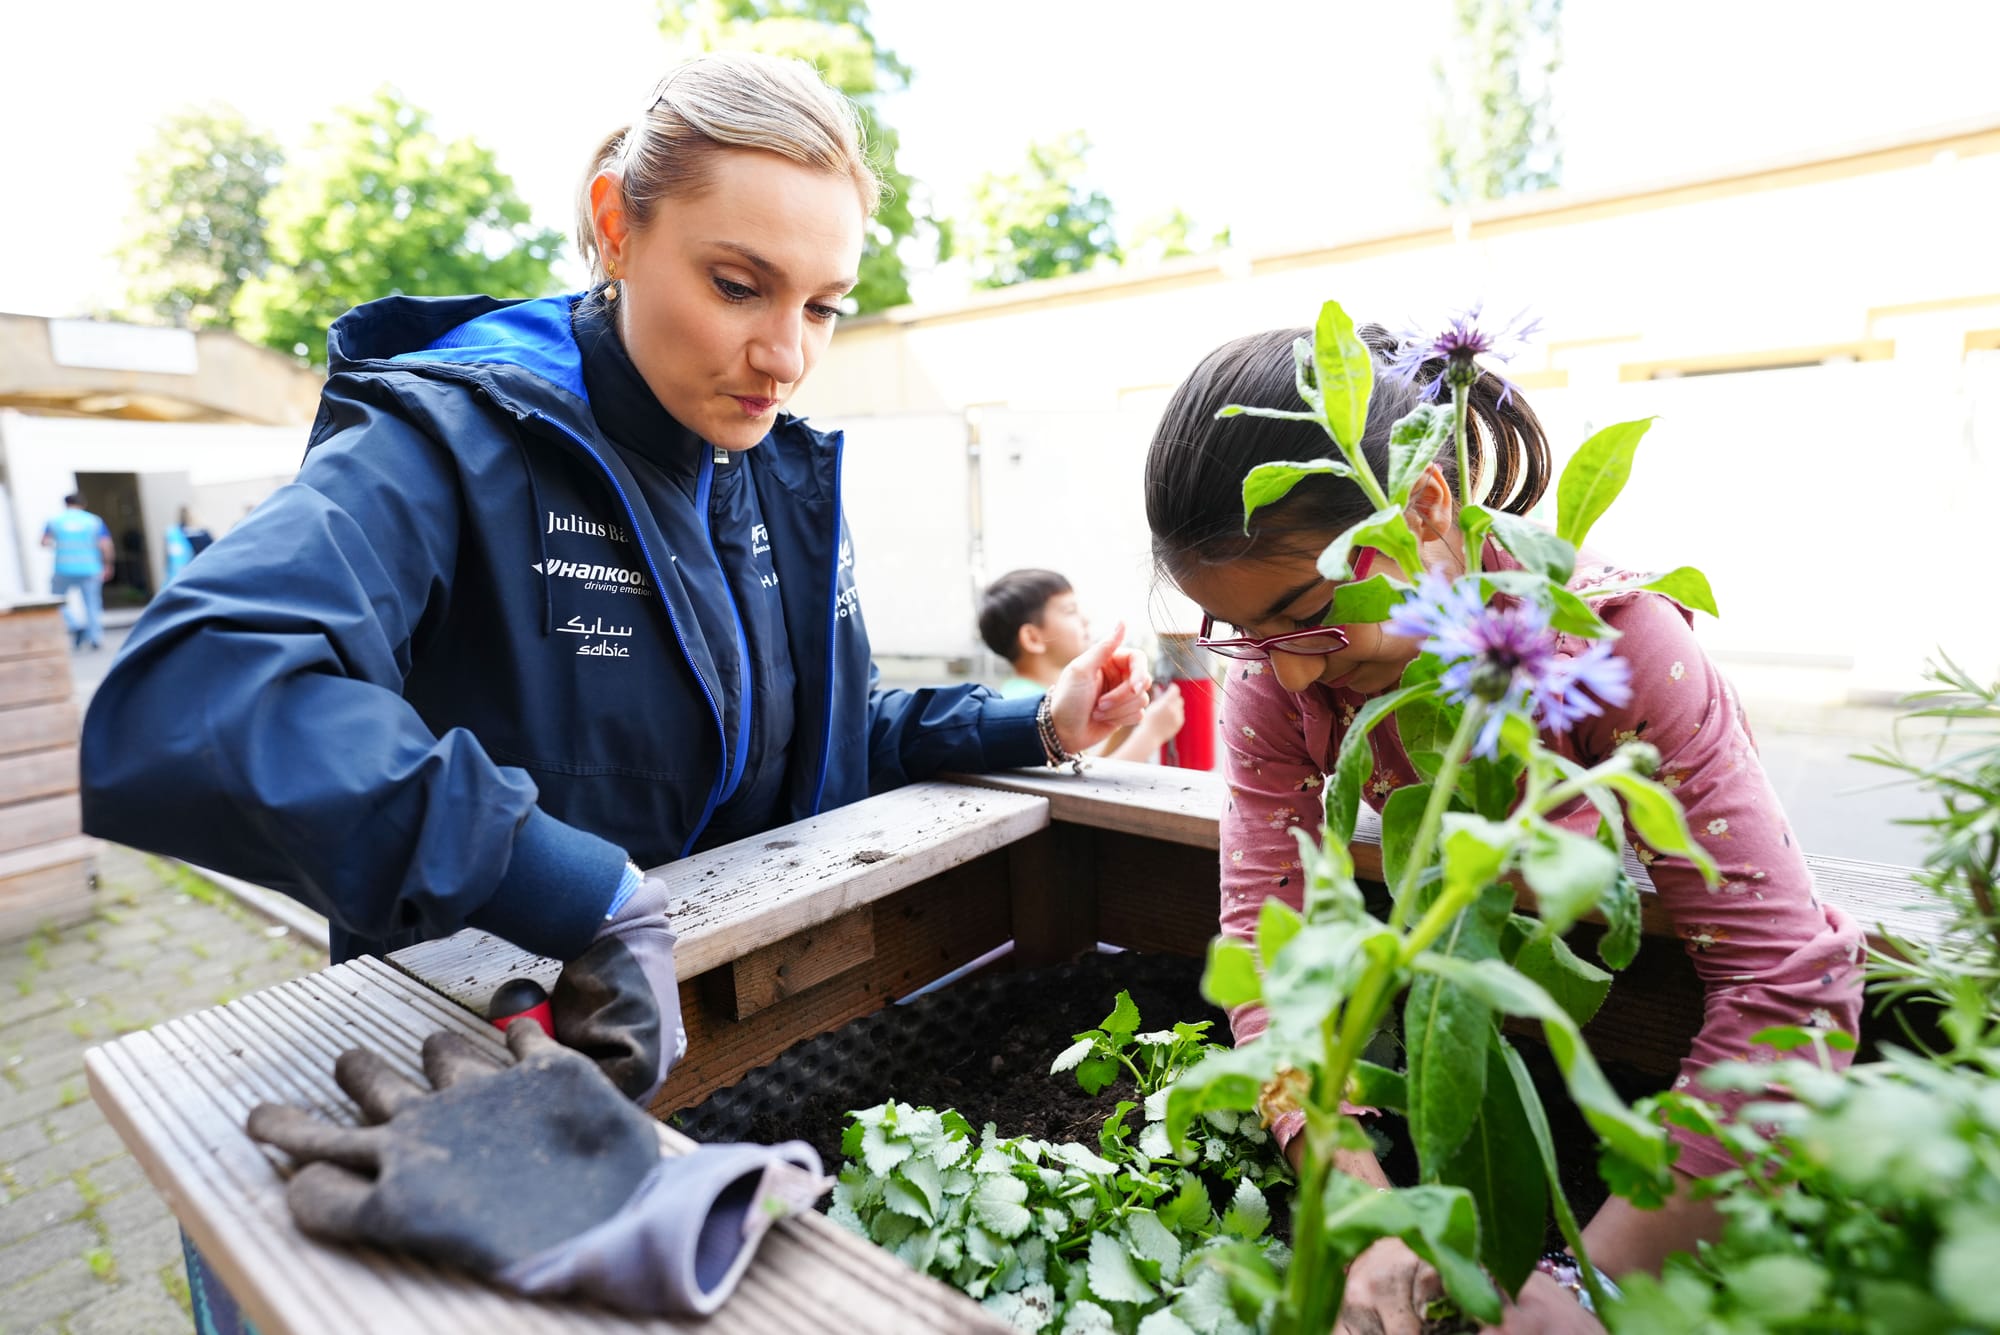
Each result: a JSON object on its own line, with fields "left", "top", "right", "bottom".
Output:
{"left": 163, "top": 507, "right": 214, "bottom": 583}
{"left": 979, "top": 567, "right": 1184, "bottom": 762}
{"left": 41, "top": 493, "right": 113, "bottom": 650}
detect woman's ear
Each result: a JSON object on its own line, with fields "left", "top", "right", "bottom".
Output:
{"left": 589, "top": 172, "right": 629, "bottom": 273}
{"left": 1404, "top": 463, "right": 1455, "bottom": 542}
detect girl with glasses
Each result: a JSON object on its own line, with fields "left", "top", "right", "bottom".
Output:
{"left": 1145, "top": 325, "right": 1861, "bottom": 1335}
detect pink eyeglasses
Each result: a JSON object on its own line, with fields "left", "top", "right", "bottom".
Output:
{"left": 1194, "top": 548, "right": 1376, "bottom": 661}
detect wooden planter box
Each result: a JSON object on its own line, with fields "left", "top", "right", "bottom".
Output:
{"left": 85, "top": 763, "right": 1941, "bottom": 1333}
{"left": 0, "top": 597, "right": 92, "bottom": 942}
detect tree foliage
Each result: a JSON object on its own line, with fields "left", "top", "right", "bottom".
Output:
{"left": 962, "top": 132, "right": 1121, "bottom": 290}
{"left": 657, "top": 0, "right": 927, "bottom": 312}
{"left": 1125, "top": 209, "right": 1231, "bottom": 268}
{"left": 117, "top": 106, "right": 284, "bottom": 329}
{"left": 232, "top": 89, "right": 561, "bottom": 366}
{"left": 1432, "top": 0, "right": 1563, "bottom": 206}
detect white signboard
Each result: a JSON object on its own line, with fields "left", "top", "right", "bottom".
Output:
{"left": 47, "top": 321, "right": 198, "bottom": 375}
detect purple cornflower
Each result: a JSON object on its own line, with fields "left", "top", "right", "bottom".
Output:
{"left": 1384, "top": 303, "right": 1542, "bottom": 404}
{"left": 1388, "top": 571, "right": 1632, "bottom": 757}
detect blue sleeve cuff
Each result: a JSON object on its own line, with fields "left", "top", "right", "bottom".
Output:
{"left": 979, "top": 691, "right": 1047, "bottom": 770}
{"left": 468, "top": 807, "right": 631, "bottom": 960}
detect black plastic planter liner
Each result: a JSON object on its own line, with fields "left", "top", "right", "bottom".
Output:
{"left": 676, "top": 950, "right": 1224, "bottom": 1167}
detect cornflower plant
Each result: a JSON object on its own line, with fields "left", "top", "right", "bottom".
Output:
{"left": 1167, "top": 300, "right": 1724, "bottom": 1331}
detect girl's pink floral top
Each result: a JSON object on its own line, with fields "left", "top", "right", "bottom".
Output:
{"left": 1216, "top": 545, "right": 1863, "bottom": 1178}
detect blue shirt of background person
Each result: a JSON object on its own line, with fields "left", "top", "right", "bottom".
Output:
{"left": 42, "top": 493, "right": 113, "bottom": 651}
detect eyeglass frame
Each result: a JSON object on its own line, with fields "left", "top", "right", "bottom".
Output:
{"left": 1193, "top": 547, "right": 1377, "bottom": 660}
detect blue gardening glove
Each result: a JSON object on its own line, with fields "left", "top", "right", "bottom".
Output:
{"left": 553, "top": 867, "right": 686, "bottom": 1103}
{"left": 247, "top": 1023, "right": 828, "bottom": 1318}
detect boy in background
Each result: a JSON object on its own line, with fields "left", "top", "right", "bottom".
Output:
{"left": 979, "top": 569, "right": 1185, "bottom": 763}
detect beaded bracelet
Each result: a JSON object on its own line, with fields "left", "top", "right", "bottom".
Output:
{"left": 1035, "top": 696, "right": 1085, "bottom": 775}
{"left": 1534, "top": 1250, "right": 1622, "bottom": 1315}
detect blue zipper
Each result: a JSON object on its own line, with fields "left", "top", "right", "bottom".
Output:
{"left": 526, "top": 411, "right": 724, "bottom": 857}
{"left": 810, "top": 431, "right": 845, "bottom": 814}
{"left": 695, "top": 452, "right": 754, "bottom": 807}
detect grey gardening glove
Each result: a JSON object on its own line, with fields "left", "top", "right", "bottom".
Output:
{"left": 246, "top": 1022, "right": 829, "bottom": 1317}
{"left": 553, "top": 867, "right": 686, "bottom": 1103}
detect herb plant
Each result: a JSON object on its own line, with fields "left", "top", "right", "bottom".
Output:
{"left": 1165, "top": 299, "right": 1721, "bottom": 1332}
{"left": 831, "top": 992, "right": 1289, "bottom": 1333}
{"left": 1606, "top": 661, "right": 2000, "bottom": 1333}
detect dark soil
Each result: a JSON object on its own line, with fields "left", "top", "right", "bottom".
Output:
{"left": 678, "top": 949, "right": 1671, "bottom": 1255}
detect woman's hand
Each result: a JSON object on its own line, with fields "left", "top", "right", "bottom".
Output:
{"left": 1337, "top": 1237, "right": 1440, "bottom": 1335}
{"left": 1479, "top": 1272, "right": 1605, "bottom": 1334}
{"left": 1047, "top": 621, "right": 1151, "bottom": 754}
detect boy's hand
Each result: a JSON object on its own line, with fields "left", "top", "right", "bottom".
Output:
{"left": 1047, "top": 621, "right": 1152, "bottom": 753}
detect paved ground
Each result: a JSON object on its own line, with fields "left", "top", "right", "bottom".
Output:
{"left": 0, "top": 845, "right": 326, "bottom": 1334}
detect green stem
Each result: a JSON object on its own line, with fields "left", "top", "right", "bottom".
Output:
{"left": 1452, "top": 380, "right": 1474, "bottom": 512}
{"left": 1388, "top": 702, "right": 1488, "bottom": 933}
{"left": 1277, "top": 1121, "right": 1342, "bottom": 1335}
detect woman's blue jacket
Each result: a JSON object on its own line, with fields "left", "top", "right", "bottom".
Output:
{"left": 79, "top": 293, "right": 1042, "bottom": 962}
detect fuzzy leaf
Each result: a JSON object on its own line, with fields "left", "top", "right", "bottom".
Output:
{"left": 901, "top": 1155, "right": 944, "bottom": 1216}
{"left": 1520, "top": 820, "right": 1621, "bottom": 934}
{"left": 1201, "top": 936, "right": 1263, "bottom": 1009}
{"left": 1313, "top": 300, "right": 1375, "bottom": 452}
{"left": 1486, "top": 511, "right": 1576, "bottom": 584}
{"left": 1125, "top": 1209, "right": 1183, "bottom": 1270}
{"left": 1221, "top": 1179, "right": 1271, "bottom": 1240}
{"left": 1087, "top": 1231, "right": 1158, "bottom": 1304}
{"left": 1076, "top": 1056, "right": 1120, "bottom": 1096}
{"left": 1256, "top": 897, "right": 1302, "bottom": 969}
{"left": 1386, "top": 402, "right": 1452, "bottom": 504}
{"left": 1349, "top": 1060, "right": 1408, "bottom": 1113}
{"left": 1241, "top": 459, "right": 1354, "bottom": 532}
{"left": 1158, "top": 1174, "right": 1213, "bottom": 1233}
{"left": 1325, "top": 681, "right": 1433, "bottom": 845}
{"left": 861, "top": 1124, "right": 914, "bottom": 1175}
{"left": 1411, "top": 954, "right": 1667, "bottom": 1172}
{"left": 1437, "top": 1038, "right": 1546, "bottom": 1292}
{"left": 1166, "top": 1043, "right": 1272, "bottom": 1153}
{"left": 1102, "top": 991, "right": 1142, "bottom": 1043}
{"left": 1596, "top": 771, "right": 1721, "bottom": 887}
{"left": 1510, "top": 931, "right": 1612, "bottom": 1028}
{"left": 1050, "top": 1038, "right": 1095, "bottom": 1075}
{"left": 1638, "top": 565, "right": 1718, "bottom": 617}
{"left": 881, "top": 1176, "right": 933, "bottom": 1225}
{"left": 1323, "top": 1184, "right": 1499, "bottom": 1324}
{"left": 1556, "top": 418, "right": 1654, "bottom": 550}
{"left": 1049, "top": 1141, "right": 1119, "bottom": 1176}
{"left": 1137, "top": 1311, "right": 1199, "bottom": 1335}
{"left": 1498, "top": 1039, "right": 1602, "bottom": 1285}
{"left": 1378, "top": 783, "right": 1432, "bottom": 897}
{"left": 1061, "top": 1299, "right": 1117, "bottom": 1334}
{"left": 972, "top": 1172, "right": 1034, "bottom": 1239}
{"left": 1325, "top": 572, "right": 1403, "bottom": 626}
{"left": 1404, "top": 885, "right": 1510, "bottom": 1173}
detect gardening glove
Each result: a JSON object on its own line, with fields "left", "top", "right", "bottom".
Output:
{"left": 246, "top": 1021, "right": 830, "bottom": 1317}
{"left": 553, "top": 865, "right": 686, "bottom": 1103}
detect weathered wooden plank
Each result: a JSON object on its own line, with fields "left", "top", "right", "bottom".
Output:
{"left": 0, "top": 606, "right": 69, "bottom": 661}
{"left": 0, "top": 654, "right": 72, "bottom": 708}
{"left": 0, "top": 700, "right": 80, "bottom": 757}
{"left": 86, "top": 959, "right": 1009, "bottom": 1333}
{"left": 390, "top": 782, "right": 1047, "bottom": 1014}
{"left": 723, "top": 908, "right": 876, "bottom": 1020}
{"left": 0, "top": 833, "right": 96, "bottom": 879}
{"left": 953, "top": 760, "right": 1227, "bottom": 850}
{"left": 0, "top": 792, "right": 81, "bottom": 853}
{"left": 1006, "top": 822, "right": 1099, "bottom": 969}
{"left": 0, "top": 859, "right": 94, "bottom": 939}
{"left": 658, "top": 856, "right": 1015, "bottom": 1114}
{"left": 956, "top": 767, "right": 1933, "bottom": 950}
{"left": 0, "top": 744, "right": 78, "bottom": 806}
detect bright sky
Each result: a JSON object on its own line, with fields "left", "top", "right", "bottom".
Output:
{"left": 5, "top": 0, "right": 1996, "bottom": 319}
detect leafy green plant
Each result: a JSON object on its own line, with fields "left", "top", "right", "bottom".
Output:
{"left": 832, "top": 992, "right": 1290, "bottom": 1333}
{"left": 1166, "top": 298, "right": 1718, "bottom": 1332}
{"left": 1607, "top": 661, "right": 2000, "bottom": 1332}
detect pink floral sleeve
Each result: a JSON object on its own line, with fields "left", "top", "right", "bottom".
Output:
{"left": 1214, "top": 581, "right": 1864, "bottom": 1179}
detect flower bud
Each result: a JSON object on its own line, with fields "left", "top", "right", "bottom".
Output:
{"left": 1619, "top": 741, "right": 1662, "bottom": 776}
{"left": 1468, "top": 658, "right": 1514, "bottom": 702}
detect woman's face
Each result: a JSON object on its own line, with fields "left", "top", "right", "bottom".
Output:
{"left": 595, "top": 150, "right": 865, "bottom": 450}
{"left": 1175, "top": 469, "right": 1464, "bottom": 697}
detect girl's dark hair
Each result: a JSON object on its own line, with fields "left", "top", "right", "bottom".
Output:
{"left": 1145, "top": 324, "right": 1549, "bottom": 581}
